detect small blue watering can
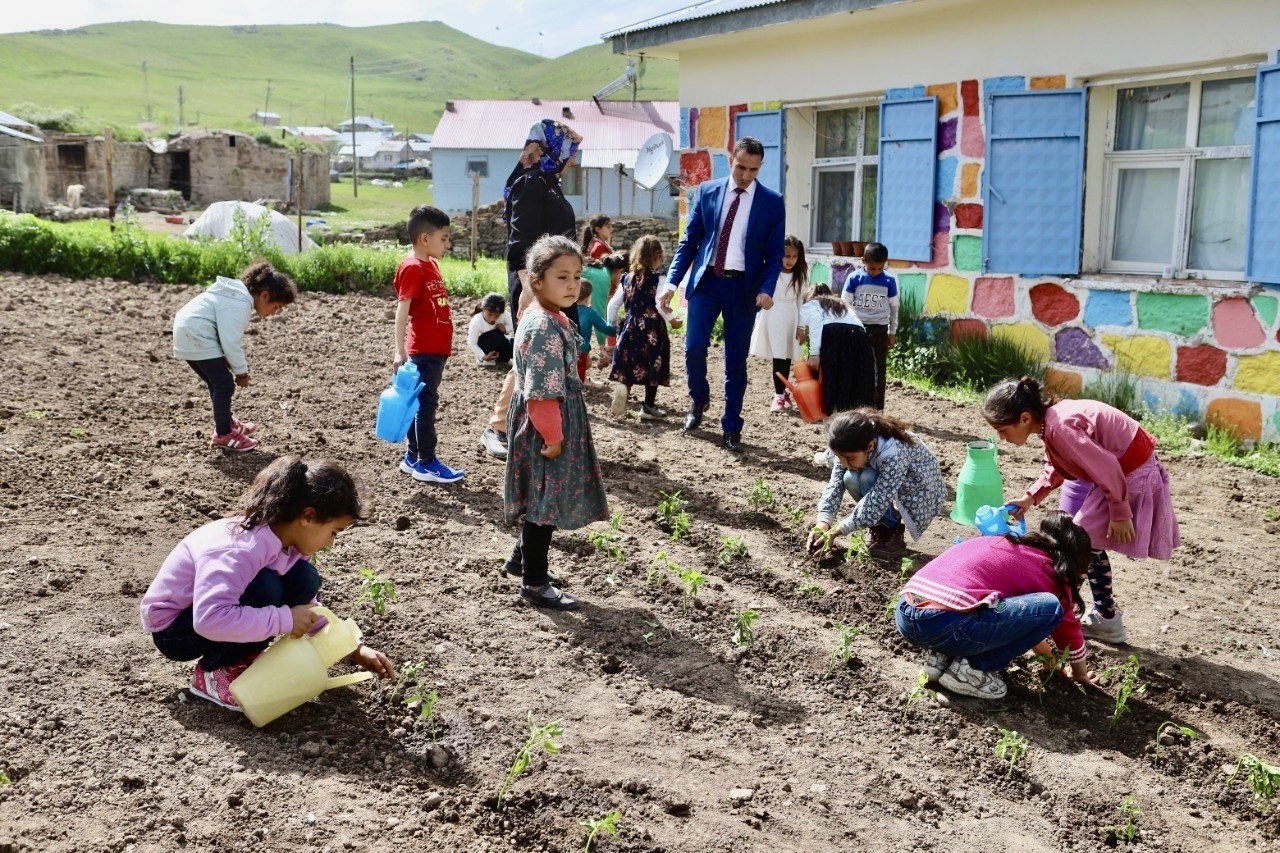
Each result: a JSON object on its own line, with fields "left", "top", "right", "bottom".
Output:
{"left": 974, "top": 503, "right": 1027, "bottom": 537}
{"left": 374, "top": 362, "right": 425, "bottom": 443}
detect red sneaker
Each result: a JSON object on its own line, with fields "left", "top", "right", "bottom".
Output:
{"left": 231, "top": 416, "right": 257, "bottom": 436}
{"left": 190, "top": 657, "right": 255, "bottom": 711}
{"left": 211, "top": 431, "right": 259, "bottom": 452}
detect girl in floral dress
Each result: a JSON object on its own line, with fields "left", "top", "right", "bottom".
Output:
{"left": 608, "top": 235, "right": 682, "bottom": 420}
{"left": 503, "top": 235, "right": 609, "bottom": 610}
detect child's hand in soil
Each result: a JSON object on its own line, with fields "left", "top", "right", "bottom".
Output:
{"left": 806, "top": 522, "right": 834, "bottom": 555}
{"left": 289, "top": 605, "right": 323, "bottom": 637}
{"left": 351, "top": 644, "right": 396, "bottom": 680}
{"left": 235, "top": 373, "right": 251, "bottom": 388}
{"left": 1107, "top": 519, "right": 1135, "bottom": 544}
{"left": 541, "top": 442, "right": 563, "bottom": 460}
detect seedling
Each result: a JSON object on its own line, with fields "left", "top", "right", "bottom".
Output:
{"left": 718, "top": 535, "right": 749, "bottom": 567}
{"left": 609, "top": 511, "right": 625, "bottom": 531}
{"left": 1101, "top": 654, "right": 1147, "bottom": 728}
{"left": 647, "top": 551, "right": 672, "bottom": 587}
{"left": 1029, "top": 647, "right": 1072, "bottom": 704}
{"left": 902, "top": 671, "right": 935, "bottom": 722}
{"left": 25, "top": 410, "right": 45, "bottom": 419}
{"left": 641, "top": 619, "right": 661, "bottom": 646}
{"left": 784, "top": 505, "right": 806, "bottom": 525}
{"left": 350, "top": 567, "right": 397, "bottom": 618}
{"left": 1104, "top": 795, "right": 1141, "bottom": 843}
{"left": 748, "top": 477, "right": 775, "bottom": 511}
{"left": 580, "top": 809, "right": 622, "bottom": 852}
{"left": 824, "top": 622, "right": 860, "bottom": 679}
{"left": 0, "top": 770, "right": 10, "bottom": 786}
{"left": 898, "top": 557, "right": 913, "bottom": 583}
{"left": 843, "top": 533, "right": 871, "bottom": 566}
{"left": 796, "top": 566, "right": 825, "bottom": 599}
{"left": 588, "top": 529, "right": 625, "bottom": 564}
{"left": 670, "top": 511, "right": 692, "bottom": 541}
{"left": 657, "top": 490, "right": 688, "bottom": 526}
{"left": 68, "top": 427, "right": 86, "bottom": 438}
{"left": 678, "top": 565, "right": 706, "bottom": 612}
{"left": 1152, "top": 721, "right": 1199, "bottom": 765}
{"left": 731, "top": 608, "right": 760, "bottom": 649}
{"left": 496, "top": 713, "right": 564, "bottom": 810}
{"left": 884, "top": 593, "right": 900, "bottom": 624}
{"left": 1264, "top": 507, "right": 1280, "bottom": 522}
{"left": 1224, "top": 753, "right": 1280, "bottom": 812}
{"left": 994, "top": 729, "right": 1029, "bottom": 778}
{"left": 809, "top": 525, "right": 838, "bottom": 557}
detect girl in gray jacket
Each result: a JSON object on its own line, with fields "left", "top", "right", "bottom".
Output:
{"left": 172, "top": 261, "right": 297, "bottom": 451}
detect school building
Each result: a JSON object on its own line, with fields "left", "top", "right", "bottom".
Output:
{"left": 606, "top": 0, "right": 1280, "bottom": 441}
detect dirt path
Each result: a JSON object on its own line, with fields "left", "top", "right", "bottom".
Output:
{"left": 0, "top": 273, "right": 1278, "bottom": 852}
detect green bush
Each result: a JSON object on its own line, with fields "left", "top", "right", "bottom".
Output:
{"left": 947, "top": 333, "right": 1045, "bottom": 390}
{"left": 1081, "top": 369, "right": 1143, "bottom": 417}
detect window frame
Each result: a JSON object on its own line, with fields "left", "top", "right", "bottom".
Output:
{"left": 809, "top": 102, "right": 880, "bottom": 251}
{"left": 1099, "top": 70, "right": 1256, "bottom": 280}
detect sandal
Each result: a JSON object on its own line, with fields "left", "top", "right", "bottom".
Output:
{"left": 519, "top": 583, "right": 579, "bottom": 611}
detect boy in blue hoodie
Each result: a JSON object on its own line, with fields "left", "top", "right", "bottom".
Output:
{"left": 840, "top": 242, "right": 898, "bottom": 409}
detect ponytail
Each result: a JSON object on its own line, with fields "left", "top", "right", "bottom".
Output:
{"left": 1005, "top": 515, "right": 1092, "bottom": 615}
{"left": 234, "top": 456, "right": 369, "bottom": 531}
{"left": 982, "top": 376, "right": 1055, "bottom": 426}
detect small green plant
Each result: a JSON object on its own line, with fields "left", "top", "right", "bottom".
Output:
{"left": 25, "top": 409, "right": 45, "bottom": 419}
{"left": 884, "top": 593, "right": 900, "bottom": 624}
{"left": 677, "top": 565, "right": 706, "bottom": 612}
{"left": 784, "top": 505, "right": 807, "bottom": 525}
{"left": 1102, "top": 654, "right": 1147, "bottom": 728}
{"left": 898, "top": 557, "right": 913, "bottom": 583}
{"left": 718, "top": 535, "right": 749, "bottom": 567}
{"left": 580, "top": 809, "right": 622, "bottom": 852}
{"left": 496, "top": 713, "right": 565, "bottom": 810}
{"left": 657, "top": 490, "right": 693, "bottom": 540}
{"left": 0, "top": 770, "right": 11, "bottom": 786}
{"left": 1265, "top": 507, "right": 1280, "bottom": 522}
{"left": 350, "top": 567, "right": 397, "bottom": 617}
{"left": 731, "top": 608, "right": 760, "bottom": 649}
{"left": 1224, "top": 753, "right": 1280, "bottom": 812}
{"left": 68, "top": 427, "right": 85, "bottom": 438}
{"left": 1029, "top": 647, "right": 1072, "bottom": 703}
{"left": 902, "top": 672, "right": 935, "bottom": 722}
{"left": 748, "top": 477, "right": 775, "bottom": 511}
{"left": 824, "top": 622, "right": 860, "bottom": 679}
{"left": 1082, "top": 368, "right": 1143, "bottom": 418}
{"left": 609, "top": 511, "right": 625, "bottom": 531}
{"left": 994, "top": 729, "right": 1029, "bottom": 778}
{"left": 1152, "top": 721, "right": 1200, "bottom": 765}
{"left": 647, "top": 551, "right": 672, "bottom": 587}
{"left": 843, "top": 532, "right": 871, "bottom": 566}
{"left": 796, "top": 565, "right": 825, "bottom": 599}
{"left": 588, "top": 529, "right": 625, "bottom": 564}
{"left": 1105, "top": 795, "right": 1141, "bottom": 843}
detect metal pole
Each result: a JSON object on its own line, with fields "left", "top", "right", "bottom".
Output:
{"left": 470, "top": 171, "right": 480, "bottom": 269}
{"left": 105, "top": 127, "right": 116, "bottom": 228}
{"left": 350, "top": 56, "right": 358, "bottom": 198}
{"left": 295, "top": 155, "right": 303, "bottom": 251}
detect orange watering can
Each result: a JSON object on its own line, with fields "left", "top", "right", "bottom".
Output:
{"left": 776, "top": 362, "right": 826, "bottom": 423}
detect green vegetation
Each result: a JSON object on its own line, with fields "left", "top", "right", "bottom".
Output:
{"left": 994, "top": 729, "right": 1029, "bottom": 778}
{"left": 677, "top": 565, "right": 706, "bottom": 613}
{"left": 350, "top": 567, "right": 397, "bottom": 617}
{"left": 717, "top": 535, "right": 749, "bottom": 567}
{"left": 1141, "top": 410, "right": 1280, "bottom": 478}
{"left": 656, "top": 490, "right": 692, "bottom": 541}
{"left": 796, "top": 566, "right": 825, "bottom": 599}
{"left": 1102, "top": 654, "right": 1147, "bottom": 728}
{"left": 1152, "top": 722, "right": 1199, "bottom": 765}
{"left": 1105, "top": 795, "right": 1141, "bottom": 842}
{"left": 1225, "top": 753, "right": 1280, "bottom": 812}
{"left": 319, "top": 177, "right": 434, "bottom": 231}
{"left": 580, "top": 809, "right": 623, "bottom": 852}
{"left": 497, "top": 713, "right": 565, "bottom": 810}
{"left": 1082, "top": 368, "right": 1142, "bottom": 418}
{"left": 731, "top": 609, "right": 760, "bottom": 649}
{"left": 587, "top": 528, "right": 625, "bottom": 564}
{"left": 902, "top": 672, "right": 934, "bottom": 722}
{"left": 748, "top": 477, "right": 775, "bottom": 511}
{"left": 824, "top": 622, "right": 860, "bottom": 678}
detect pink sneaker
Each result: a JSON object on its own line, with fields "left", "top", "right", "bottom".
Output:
{"left": 231, "top": 416, "right": 257, "bottom": 436}
{"left": 769, "top": 393, "right": 786, "bottom": 412}
{"left": 211, "top": 431, "right": 259, "bottom": 452}
{"left": 189, "top": 658, "right": 254, "bottom": 711}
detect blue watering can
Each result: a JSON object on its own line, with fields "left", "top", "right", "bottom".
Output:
{"left": 374, "top": 362, "right": 425, "bottom": 443}
{"left": 974, "top": 503, "right": 1027, "bottom": 537}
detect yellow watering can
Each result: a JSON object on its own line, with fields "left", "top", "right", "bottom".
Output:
{"left": 230, "top": 606, "right": 373, "bottom": 727}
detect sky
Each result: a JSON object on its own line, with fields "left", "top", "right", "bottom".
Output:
{"left": 0, "top": 1, "right": 687, "bottom": 57}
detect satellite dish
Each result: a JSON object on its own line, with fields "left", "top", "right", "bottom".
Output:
{"left": 633, "top": 132, "right": 674, "bottom": 190}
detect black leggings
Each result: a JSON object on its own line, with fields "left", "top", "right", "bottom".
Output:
{"left": 510, "top": 520, "right": 556, "bottom": 587}
{"left": 644, "top": 385, "right": 658, "bottom": 407}
{"left": 772, "top": 358, "right": 792, "bottom": 395}
{"left": 187, "top": 358, "right": 235, "bottom": 436}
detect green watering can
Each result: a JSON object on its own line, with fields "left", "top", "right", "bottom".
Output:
{"left": 950, "top": 439, "right": 1004, "bottom": 527}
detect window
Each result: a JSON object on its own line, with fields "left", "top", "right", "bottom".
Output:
{"left": 560, "top": 164, "right": 582, "bottom": 196}
{"left": 464, "top": 156, "right": 488, "bottom": 178}
{"left": 1102, "top": 74, "right": 1255, "bottom": 277}
{"left": 56, "top": 144, "right": 86, "bottom": 170}
{"left": 810, "top": 106, "right": 878, "bottom": 248}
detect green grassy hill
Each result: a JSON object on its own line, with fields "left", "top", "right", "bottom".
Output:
{"left": 0, "top": 21, "right": 677, "bottom": 135}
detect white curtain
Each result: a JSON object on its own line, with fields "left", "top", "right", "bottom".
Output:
{"left": 1189, "top": 158, "right": 1249, "bottom": 271}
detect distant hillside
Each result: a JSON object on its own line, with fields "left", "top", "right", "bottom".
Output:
{"left": 0, "top": 21, "right": 677, "bottom": 136}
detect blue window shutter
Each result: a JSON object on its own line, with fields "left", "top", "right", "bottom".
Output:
{"left": 735, "top": 109, "right": 784, "bottom": 193}
{"left": 877, "top": 97, "right": 938, "bottom": 262}
{"left": 982, "top": 89, "right": 1085, "bottom": 274}
{"left": 1246, "top": 62, "right": 1280, "bottom": 284}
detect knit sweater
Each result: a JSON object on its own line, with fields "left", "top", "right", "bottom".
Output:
{"left": 902, "top": 536, "right": 1086, "bottom": 663}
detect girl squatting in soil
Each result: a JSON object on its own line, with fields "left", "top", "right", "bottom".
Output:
{"left": 140, "top": 456, "right": 395, "bottom": 711}
{"left": 806, "top": 409, "right": 946, "bottom": 559}
{"left": 608, "top": 235, "right": 682, "bottom": 421}
{"left": 749, "top": 235, "right": 808, "bottom": 413}
{"left": 895, "top": 514, "right": 1097, "bottom": 700}
{"left": 467, "top": 292, "right": 514, "bottom": 367}
{"left": 503, "top": 235, "right": 610, "bottom": 610}
{"left": 171, "top": 260, "right": 297, "bottom": 452}
{"left": 983, "top": 377, "right": 1182, "bottom": 644}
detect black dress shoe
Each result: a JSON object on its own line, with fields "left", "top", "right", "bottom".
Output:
{"left": 722, "top": 431, "right": 743, "bottom": 452}
{"left": 683, "top": 402, "right": 710, "bottom": 432}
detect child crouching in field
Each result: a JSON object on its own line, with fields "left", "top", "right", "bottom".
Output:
{"left": 140, "top": 456, "right": 395, "bottom": 711}
{"left": 172, "top": 260, "right": 297, "bottom": 452}
{"left": 503, "top": 235, "right": 609, "bottom": 610}
{"left": 467, "top": 292, "right": 514, "bottom": 367}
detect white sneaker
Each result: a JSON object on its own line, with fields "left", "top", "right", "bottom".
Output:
{"left": 610, "top": 384, "right": 628, "bottom": 417}
{"left": 481, "top": 427, "right": 508, "bottom": 459}
{"left": 921, "top": 649, "right": 950, "bottom": 683}
{"left": 811, "top": 448, "right": 831, "bottom": 467}
{"left": 1081, "top": 608, "right": 1128, "bottom": 644}
{"left": 938, "top": 658, "right": 1007, "bottom": 700}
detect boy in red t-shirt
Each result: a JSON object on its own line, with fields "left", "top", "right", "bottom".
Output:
{"left": 392, "top": 206, "right": 465, "bottom": 483}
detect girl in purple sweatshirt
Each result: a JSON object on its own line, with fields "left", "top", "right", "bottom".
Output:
{"left": 141, "top": 456, "right": 395, "bottom": 711}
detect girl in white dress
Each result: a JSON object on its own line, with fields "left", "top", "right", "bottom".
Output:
{"left": 749, "top": 235, "right": 808, "bottom": 412}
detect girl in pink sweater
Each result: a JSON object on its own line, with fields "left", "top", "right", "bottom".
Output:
{"left": 982, "top": 377, "right": 1181, "bottom": 645}
{"left": 897, "top": 515, "right": 1095, "bottom": 700}
{"left": 141, "top": 456, "right": 395, "bottom": 711}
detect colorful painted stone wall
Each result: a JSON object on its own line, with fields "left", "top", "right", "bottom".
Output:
{"left": 677, "top": 76, "right": 1280, "bottom": 441}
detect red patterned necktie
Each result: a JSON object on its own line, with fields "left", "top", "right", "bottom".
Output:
{"left": 712, "top": 187, "right": 745, "bottom": 276}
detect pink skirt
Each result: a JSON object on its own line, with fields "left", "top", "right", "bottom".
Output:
{"left": 1069, "top": 457, "right": 1180, "bottom": 559}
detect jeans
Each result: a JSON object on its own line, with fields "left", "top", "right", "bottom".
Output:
{"left": 843, "top": 467, "right": 899, "bottom": 527}
{"left": 895, "top": 592, "right": 1064, "bottom": 671}
{"left": 187, "top": 358, "right": 235, "bottom": 436}
{"left": 151, "top": 559, "right": 321, "bottom": 669}
{"left": 408, "top": 353, "right": 447, "bottom": 464}
{"left": 684, "top": 273, "right": 758, "bottom": 434}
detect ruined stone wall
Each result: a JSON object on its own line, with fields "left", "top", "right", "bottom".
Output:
{"left": 185, "top": 136, "right": 329, "bottom": 209}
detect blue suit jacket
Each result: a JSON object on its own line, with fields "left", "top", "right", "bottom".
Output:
{"left": 667, "top": 178, "right": 786, "bottom": 299}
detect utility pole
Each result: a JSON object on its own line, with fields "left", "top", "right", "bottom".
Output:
{"left": 264, "top": 79, "right": 272, "bottom": 114}
{"left": 350, "top": 56, "right": 358, "bottom": 197}
{"left": 105, "top": 127, "right": 116, "bottom": 228}
{"left": 294, "top": 155, "right": 303, "bottom": 250}
{"left": 141, "top": 60, "right": 151, "bottom": 122}
{"left": 178, "top": 86, "right": 184, "bottom": 128}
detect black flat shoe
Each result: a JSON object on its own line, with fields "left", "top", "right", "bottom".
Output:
{"left": 722, "top": 431, "right": 743, "bottom": 452}
{"left": 683, "top": 402, "right": 710, "bottom": 432}
{"left": 519, "top": 583, "right": 579, "bottom": 611}
{"left": 503, "top": 558, "right": 562, "bottom": 587}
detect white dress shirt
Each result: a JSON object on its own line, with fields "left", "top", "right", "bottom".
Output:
{"left": 716, "top": 179, "right": 756, "bottom": 272}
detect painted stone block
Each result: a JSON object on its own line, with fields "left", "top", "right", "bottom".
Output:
{"left": 1030, "top": 75, "right": 1067, "bottom": 90}
{"left": 961, "top": 163, "right": 981, "bottom": 198}
{"left": 992, "top": 322, "right": 1052, "bottom": 360}
{"left": 1084, "top": 290, "right": 1132, "bottom": 328}
{"left": 711, "top": 153, "right": 729, "bottom": 180}
{"left": 728, "top": 103, "right": 749, "bottom": 139}
{"left": 887, "top": 85, "right": 927, "bottom": 100}
{"left": 1253, "top": 294, "right": 1278, "bottom": 328}
{"left": 936, "top": 156, "right": 959, "bottom": 202}
{"left": 961, "top": 80, "right": 980, "bottom": 117}
{"left": 696, "top": 105, "right": 728, "bottom": 150}
{"left": 1175, "top": 344, "right": 1227, "bottom": 386}
{"left": 983, "top": 76, "right": 1026, "bottom": 93}
{"left": 679, "top": 107, "right": 691, "bottom": 149}
{"left": 955, "top": 203, "right": 983, "bottom": 229}
{"left": 898, "top": 273, "right": 927, "bottom": 309}
{"left": 1172, "top": 389, "right": 1202, "bottom": 420}
{"left": 1212, "top": 297, "right": 1266, "bottom": 349}
{"left": 1135, "top": 292, "right": 1209, "bottom": 337}
{"left": 1234, "top": 351, "right": 1280, "bottom": 395}
{"left": 689, "top": 107, "right": 699, "bottom": 147}
{"left": 1055, "top": 327, "right": 1110, "bottom": 369}
{"left": 1101, "top": 334, "right": 1172, "bottom": 378}
{"left": 953, "top": 235, "right": 982, "bottom": 272}
{"left": 927, "top": 82, "right": 959, "bottom": 115}
{"left": 749, "top": 102, "right": 765, "bottom": 112}
{"left": 925, "top": 274, "right": 971, "bottom": 314}
{"left": 1206, "top": 397, "right": 1263, "bottom": 441}
{"left": 939, "top": 117, "right": 958, "bottom": 152}
{"left": 680, "top": 151, "right": 711, "bottom": 186}
{"left": 764, "top": 100, "right": 783, "bottom": 110}
{"left": 916, "top": 231, "right": 951, "bottom": 270}
{"left": 1044, "top": 367, "right": 1083, "bottom": 398}
{"left": 810, "top": 262, "right": 831, "bottom": 285}
{"left": 934, "top": 202, "right": 951, "bottom": 235}
{"left": 950, "top": 318, "right": 989, "bottom": 343}
{"left": 832, "top": 263, "right": 853, "bottom": 292}
{"left": 1030, "top": 282, "right": 1081, "bottom": 326}
{"left": 972, "top": 276, "right": 1015, "bottom": 318}
{"left": 961, "top": 113, "right": 985, "bottom": 159}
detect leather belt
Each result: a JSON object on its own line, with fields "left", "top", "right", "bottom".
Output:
{"left": 717, "top": 270, "right": 745, "bottom": 278}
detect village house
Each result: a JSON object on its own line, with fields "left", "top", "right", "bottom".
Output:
{"left": 0, "top": 110, "right": 45, "bottom": 211}
{"left": 338, "top": 115, "right": 394, "bottom": 137}
{"left": 606, "top": 0, "right": 1280, "bottom": 441}
{"left": 430, "top": 98, "right": 680, "bottom": 218}
{"left": 250, "top": 110, "right": 281, "bottom": 127}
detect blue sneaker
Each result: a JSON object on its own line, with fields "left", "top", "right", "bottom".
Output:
{"left": 399, "top": 453, "right": 430, "bottom": 480}
{"left": 419, "top": 457, "right": 465, "bottom": 484}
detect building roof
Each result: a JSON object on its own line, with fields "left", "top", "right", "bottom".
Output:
{"left": 252, "top": 110, "right": 281, "bottom": 119}
{"left": 604, "top": 0, "right": 786, "bottom": 36}
{"left": 338, "top": 139, "right": 384, "bottom": 159}
{"left": 0, "top": 109, "right": 38, "bottom": 131}
{"left": 432, "top": 99, "right": 678, "bottom": 170}
{"left": 0, "top": 123, "right": 42, "bottom": 143}
{"left": 339, "top": 115, "right": 392, "bottom": 129}
{"left": 285, "top": 125, "right": 339, "bottom": 138}
{"left": 408, "top": 140, "right": 432, "bottom": 153}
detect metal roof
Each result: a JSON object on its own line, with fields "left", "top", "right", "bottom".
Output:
{"left": 431, "top": 100, "right": 678, "bottom": 166}
{"left": 0, "top": 124, "right": 42, "bottom": 143}
{"left": 0, "top": 110, "right": 37, "bottom": 131}
{"left": 603, "top": 0, "right": 787, "bottom": 38}
{"left": 603, "top": 0, "right": 904, "bottom": 50}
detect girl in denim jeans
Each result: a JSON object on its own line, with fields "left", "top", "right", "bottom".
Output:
{"left": 895, "top": 515, "right": 1098, "bottom": 700}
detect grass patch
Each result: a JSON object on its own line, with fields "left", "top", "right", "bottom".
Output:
{"left": 1082, "top": 368, "right": 1143, "bottom": 418}
{"left": 318, "top": 177, "right": 433, "bottom": 231}
{"left": 1140, "top": 410, "right": 1280, "bottom": 478}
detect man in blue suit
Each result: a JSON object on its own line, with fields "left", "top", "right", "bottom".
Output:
{"left": 663, "top": 137, "right": 785, "bottom": 452}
